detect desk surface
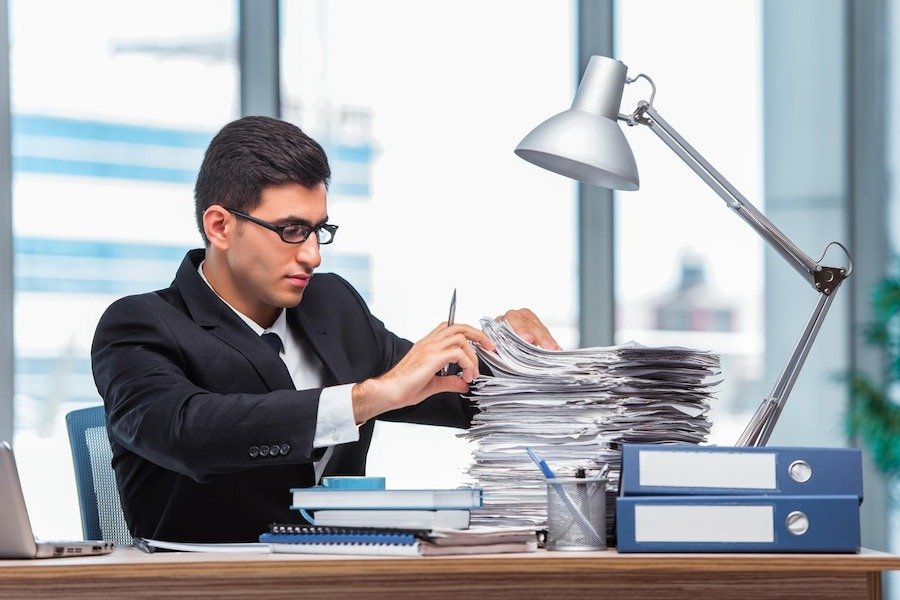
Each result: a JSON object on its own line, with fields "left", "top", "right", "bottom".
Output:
{"left": 1, "top": 546, "right": 899, "bottom": 572}
{"left": 1, "top": 547, "right": 898, "bottom": 599}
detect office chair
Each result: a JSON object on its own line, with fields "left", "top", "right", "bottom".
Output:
{"left": 65, "top": 405, "right": 132, "bottom": 546}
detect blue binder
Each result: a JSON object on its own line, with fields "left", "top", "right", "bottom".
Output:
{"left": 619, "top": 444, "right": 862, "bottom": 497}
{"left": 616, "top": 494, "right": 860, "bottom": 553}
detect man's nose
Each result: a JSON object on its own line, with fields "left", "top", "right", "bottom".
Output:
{"left": 296, "top": 236, "right": 322, "bottom": 269}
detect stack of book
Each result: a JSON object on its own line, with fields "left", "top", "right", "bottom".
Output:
{"left": 615, "top": 444, "right": 862, "bottom": 553}
{"left": 287, "top": 477, "right": 483, "bottom": 530}
{"left": 262, "top": 477, "right": 536, "bottom": 555}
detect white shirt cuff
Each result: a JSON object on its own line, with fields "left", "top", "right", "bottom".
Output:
{"left": 313, "top": 384, "right": 360, "bottom": 448}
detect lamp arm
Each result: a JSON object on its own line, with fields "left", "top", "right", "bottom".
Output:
{"left": 737, "top": 285, "right": 842, "bottom": 446}
{"left": 622, "top": 102, "right": 851, "bottom": 447}
{"left": 636, "top": 103, "right": 822, "bottom": 284}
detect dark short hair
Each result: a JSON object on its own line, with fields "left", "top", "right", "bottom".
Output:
{"left": 194, "top": 116, "right": 331, "bottom": 244}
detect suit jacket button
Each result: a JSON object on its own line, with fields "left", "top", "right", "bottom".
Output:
{"left": 249, "top": 446, "right": 260, "bottom": 458}
{"left": 280, "top": 444, "right": 291, "bottom": 456}
{"left": 259, "top": 445, "right": 270, "bottom": 457}
{"left": 270, "top": 444, "right": 281, "bottom": 456}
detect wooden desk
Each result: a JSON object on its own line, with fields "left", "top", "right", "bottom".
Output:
{"left": 0, "top": 547, "right": 898, "bottom": 599}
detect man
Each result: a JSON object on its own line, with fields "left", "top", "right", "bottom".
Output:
{"left": 91, "top": 116, "right": 559, "bottom": 542}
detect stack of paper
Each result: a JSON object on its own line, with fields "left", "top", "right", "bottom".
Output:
{"left": 460, "top": 318, "right": 720, "bottom": 537}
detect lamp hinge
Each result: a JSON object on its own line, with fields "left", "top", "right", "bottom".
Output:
{"left": 813, "top": 266, "right": 847, "bottom": 295}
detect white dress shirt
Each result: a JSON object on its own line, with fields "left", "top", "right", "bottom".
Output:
{"left": 198, "top": 262, "right": 359, "bottom": 482}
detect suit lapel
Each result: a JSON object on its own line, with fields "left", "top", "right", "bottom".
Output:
{"left": 174, "top": 250, "right": 295, "bottom": 392}
{"left": 288, "top": 307, "right": 354, "bottom": 386}
{"left": 207, "top": 322, "right": 296, "bottom": 392}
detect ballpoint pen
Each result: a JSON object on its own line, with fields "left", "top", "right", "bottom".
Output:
{"left": 440, "top": 289, "right": 457, "bottom": 376}
{"left": 526, "top": 447, "right": 556, "bottom": 479}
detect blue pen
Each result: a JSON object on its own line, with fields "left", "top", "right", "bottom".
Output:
{"left": 526, "top": 447, "right": 557, "bottom": 479}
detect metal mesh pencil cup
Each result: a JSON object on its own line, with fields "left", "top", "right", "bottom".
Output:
{"left": 546, "top": 476, "right": 607, "bottom": 551}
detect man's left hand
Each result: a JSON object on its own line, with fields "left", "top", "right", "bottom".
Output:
{"left": 497, "top": 308, "right": 561, "bottom": 350}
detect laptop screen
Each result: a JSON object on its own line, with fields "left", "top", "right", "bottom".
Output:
{"left": 0, "top": 441, "right": 40, "bottom": 558}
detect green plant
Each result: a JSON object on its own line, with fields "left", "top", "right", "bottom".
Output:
{"left": 846, "top": 277, "right": 900, "bottom": 477}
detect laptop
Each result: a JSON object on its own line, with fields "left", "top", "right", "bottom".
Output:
{"left": 0, "top": 441, "right": 115, "bottom": 558}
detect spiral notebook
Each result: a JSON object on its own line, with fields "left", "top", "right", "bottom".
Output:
{"left": 260, "top": 525, "right": 537, "bottom": 556}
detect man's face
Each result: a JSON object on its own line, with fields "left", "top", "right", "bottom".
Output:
{"left": 225, "top": 182, "right": 328, "bottom": 318}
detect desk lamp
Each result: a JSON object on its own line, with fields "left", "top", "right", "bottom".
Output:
{"left": 515, "top": 55, "right": 852, "bottom": 446}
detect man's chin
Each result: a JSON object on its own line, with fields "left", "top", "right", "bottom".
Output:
{"left": 276, "top": 291, "right": 305, "bottom": 308}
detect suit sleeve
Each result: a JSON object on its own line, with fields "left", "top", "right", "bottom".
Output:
{"left": 92, "top": 296, "right": 322, "bottom": 483}
{"left": 329, "top": 276, "right": 479, "bottom": 429}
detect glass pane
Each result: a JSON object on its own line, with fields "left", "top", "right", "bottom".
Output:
{"left": 888, "top": 0, "right": 900, "bottom": 586}
{"left": 281, "top": 0, "right": 576, "bottom": 488}
{"left": 10, "top": 0, "right": 238, "bottom": 538}
{"left": 615, "top": 0, "right": 763, "bottom": 445}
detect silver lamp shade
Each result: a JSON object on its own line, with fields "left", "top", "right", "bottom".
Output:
{"left": 515, "top": 56, "right": 640, "bottom": 191}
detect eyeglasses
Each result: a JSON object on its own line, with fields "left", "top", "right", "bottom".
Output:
{"left": 227, "top": 209, "right": 338, "bottom": 245}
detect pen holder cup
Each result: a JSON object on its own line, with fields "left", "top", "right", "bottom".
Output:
{"left": 546, "top": 476, "right": 607, "bottom": 551}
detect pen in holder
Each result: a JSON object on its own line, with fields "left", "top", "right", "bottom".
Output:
{"left": 545, "top": 475, "right": 607, "bottom": 551}
{"left": 526, "top": 448, "right": 606, "bottom": 551}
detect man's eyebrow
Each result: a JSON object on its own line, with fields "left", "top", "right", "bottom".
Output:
{"left": 276, "top": 215, "right": 329, "bottom": 227}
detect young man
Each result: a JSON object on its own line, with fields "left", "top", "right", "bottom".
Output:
{"left": 91, "top": 116, "right": 559, "bottom": 542}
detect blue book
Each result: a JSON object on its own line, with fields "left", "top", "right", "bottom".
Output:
{"left": 620, "top": 444, "right": 862, "bottom": 497}
{"left": 616, "top": 494, "right": 860, "bottom": 553}
{"left": 260, "top": 529, "right": 417, "bottom": 546}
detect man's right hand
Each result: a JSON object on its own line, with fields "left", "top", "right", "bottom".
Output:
{"left": 351, "top": 323, "right": 496, "bottom": 424}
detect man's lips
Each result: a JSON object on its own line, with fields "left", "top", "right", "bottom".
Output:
{"left": 286, "top": 274, "right": 311, "bottom": 288}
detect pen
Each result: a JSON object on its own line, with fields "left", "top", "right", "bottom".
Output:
{"left": 526, "top": 447, "right": 557, "bottom": 479}
{"left": 575, "top": 467, "right": 588, "bottom": 523}
{"left": 440, "top": 289, "right": 458, "bottom": 376}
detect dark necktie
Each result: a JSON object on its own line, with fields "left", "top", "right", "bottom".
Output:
{"left": 261, "top": 332, "right": 283, "bottom": 356}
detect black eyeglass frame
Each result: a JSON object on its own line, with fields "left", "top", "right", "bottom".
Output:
{"left": 226, "top": 209, "right": 338, "bottom": 245}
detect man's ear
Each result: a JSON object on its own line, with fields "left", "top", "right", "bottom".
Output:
{"left": 203, "top": 205, "right": 233, "bottom": 250}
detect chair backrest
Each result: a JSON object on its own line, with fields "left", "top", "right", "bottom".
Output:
{"left": 65, "top": 406, "right": 132, "bottom": 545}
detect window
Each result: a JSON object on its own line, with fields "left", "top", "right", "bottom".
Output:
{"left": 281, "top": 0, "right": 577, "bottom": 487}
{"left": 615, "top": 0, "right": 764, "bottom": 445}
{"left": 10, "top": 0, "right": 238, "bottom": 538}
{"left": 887, "top": 0, "right": 900, "bottom": 581}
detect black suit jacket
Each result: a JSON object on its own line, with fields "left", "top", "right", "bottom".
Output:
{"left": 91, "top": 249, "right": 476, "bottom": 542}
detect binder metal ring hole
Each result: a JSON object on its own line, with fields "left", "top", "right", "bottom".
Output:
{"left": 788, "top": 459, "right": 812, "bottom": 483}
{"left": 786, "top": 511, "right": 809, "bottom": 536}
